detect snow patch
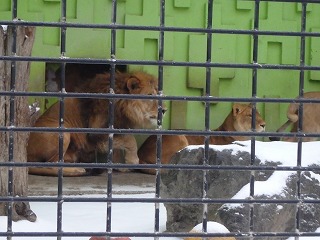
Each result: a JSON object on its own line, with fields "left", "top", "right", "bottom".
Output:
{"left": 1, "top": 25, "right": 7, "bottom": 32}
{"left": 191, "top": 221, "right": 231, "bottom": 233}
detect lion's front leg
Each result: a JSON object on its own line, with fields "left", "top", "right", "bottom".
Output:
{"left": 113, "top": 134, "right": 139, "bottom": 172}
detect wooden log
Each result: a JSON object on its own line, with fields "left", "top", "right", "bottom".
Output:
{"left": 0, "top": 24, "right": 37, "bottom": 222}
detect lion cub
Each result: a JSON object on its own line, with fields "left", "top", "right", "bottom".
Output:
{"left": 138, "top": 103, "right": 266, "bottom": 174}
{"left": 27, "top": 71, "right": 165, "bottom": 176}
{"left": 270, "top": 91, "right": 320, "bottom": 142}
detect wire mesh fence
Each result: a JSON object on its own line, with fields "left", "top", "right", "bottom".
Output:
{"left": 1, "top": 0, "right": 320, "bottom": 239}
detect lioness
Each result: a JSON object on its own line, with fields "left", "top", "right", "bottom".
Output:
{"left": 27, "top": 71, "right": 166, "bottom": 176}
{"left": 270, "top": 91, "right": 320, "bottom": 142}
{"left": 138, "top": 134, "right": 189, "bottom": 174}
{"left": 138, "top": 103, "right": 266, "bottom": 174}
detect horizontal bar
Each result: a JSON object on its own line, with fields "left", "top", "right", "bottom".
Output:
{"left": 1, "top": 56, "right": 320, "bottom": 71}
{"left": 0, "top": 196, "right": 319, "bottom": 205}
{"left": 1, "top": 20, "right": 320, "bottom": 37}
{"left": 0, "top": 161, "right": 318, "bottom": 172}
{"left": 4, "top": 91, "right": 320, "bottom": 104}
{"left": 0, "top": 125, "right": 320, "bottom": 139}
{"left": 1, "top": 230, "right": 320, "bottom": 238}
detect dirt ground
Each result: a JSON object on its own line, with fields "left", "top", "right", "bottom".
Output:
{"left": 28, "top": 171, "right": 156, "bottom": 196}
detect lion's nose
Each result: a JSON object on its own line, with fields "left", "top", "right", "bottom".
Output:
{"left": 260, "top": 123, "right": 266, "bottom": 129}
{"left": 162, "top": 107, "right": 167, "bottom": 115}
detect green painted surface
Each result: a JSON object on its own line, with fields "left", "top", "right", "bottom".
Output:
{"left": 1, "top": 0, "right": 320, "bottom": 135}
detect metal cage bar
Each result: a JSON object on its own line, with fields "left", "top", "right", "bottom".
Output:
{"left": 6, "top": 0, "right": 18, "bottom": 239}
{"left": 201, "top": 0, "right": 214, "bottom": 235}
{"left": 154, "top": 0, "right": 166, "bottom": 238}
{"left": 249, "top": 0, "right": 261, "bottom": 236}
{"left": 295, "top": 2, "right": 308, "bottom": 239}
{"left": 1, "top": 0, "right": 320, "bottom": 239}
{"left": 56, "top": 1, "right": 68, "bottom": 239}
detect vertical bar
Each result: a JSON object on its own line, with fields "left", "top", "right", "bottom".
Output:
{"left": 7, "top": 1, "right": 18, "bottom": 239}
{"left": 57, "top": 1, "right": 67, "bottom": 239}
{"left": 202, "top": 0, "right": 214, "bottom": 235}
{"left": 106, "top": 0, "right": 117, "bottom": 238}
{"left": 249, "top": 0, "right": 260, "bottom": 236}
{"left": 154, "top": 0, "right": 166, "bottom": 239}
{"left": 295, "top": 2, "right": 307, "bottom": 239}
{"left": 12, "top": 0, "right": 17, "bottom": 19}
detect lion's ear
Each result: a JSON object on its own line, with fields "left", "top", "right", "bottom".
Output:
{"left": 127, "top": 77, "right": 140, "bottom": 93}
{"left": 232, "top": 103, "right": 243, "bottom": 116}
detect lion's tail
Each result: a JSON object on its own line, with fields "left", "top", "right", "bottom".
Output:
{"left": 276, "top": 102, "right": 300, "bottom": 133}
{"left": 276, "top": 120, "right": 292, "bottom": 133}
{"left": 137, "top": 161, "right": 156, "bottom": 175}
{"left": 286, "top": 102, "right": 299, "bottom": 123}
{"left": 269, "top": 102, "right": 299, "bottom": 141}
{"left": 269, "top": 119, "right": 292, "bottom": 141}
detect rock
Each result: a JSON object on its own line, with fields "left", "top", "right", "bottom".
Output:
{"left": 218, "top": 171, "right": 320, "bottom": 240}
{"left": 12, "top": 201, "right": 37, "bottom": 222}
{"left": 160, "top": 145, "right": 320, "bottom": 239}
{"left": 160, "top": 146, "right": 276, "bottom": 232}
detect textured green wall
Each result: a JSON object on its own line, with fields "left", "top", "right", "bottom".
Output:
{"left": 1, "top": 0, "right": 320, "bottom": 134}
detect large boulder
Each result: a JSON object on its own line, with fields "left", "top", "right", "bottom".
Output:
{"left": 160, "top": 143, "right": 320, "bottom": 239}
{"left": 160, "top": 145, "right": 277, "bottom": 232}
{"left": 218, "top": 171, "right": 320, "bottom": 240}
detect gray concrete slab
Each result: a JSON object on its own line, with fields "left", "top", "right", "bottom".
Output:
{"left": 28, "top": 172, "right": 156, "bottom": 196}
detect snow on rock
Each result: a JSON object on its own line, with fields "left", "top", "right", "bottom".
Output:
{"left": 1, "top": 25, "right": 7, "bottom": 32}
{"left": 162, "top": 141, "right": 320, "bottom": 237}
{"left": 161, "top": 145, "right": 275, "bottom": 232}
{"left": 191, "top": 221, "right": 231, "bottom": 233}
{"left": 184, "top": 221, "right": 235, "bottom": 240}
{"left": 187, "top": 140, "right": 320, "bottom": 167}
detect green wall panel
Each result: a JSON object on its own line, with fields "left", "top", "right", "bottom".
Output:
{"left": 311, "top": 28, "right": 320, "bottom": 81}
{"left": 187, "top": 3, "right": 237, "bottom": 98}
{"left": 1, "top": 0, "right": 320, "bottom": 134}
{"left": 174, "top": 0, "right": 191, "bottom": 8}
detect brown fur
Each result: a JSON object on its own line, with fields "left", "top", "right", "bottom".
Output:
{"left": 27, "top": 71, "right": 165, "bottom": 176}
{"left": 271, "top": 91, "right": 320, "bottom": 142}
{"left": 138, "top": 103, "right": 265, "bottom": 175}
{"left": 186, "top": 103, "right": 266, "bottom": 145}
{"left": 137, "top": 135, "right": 189, "bottom": 174}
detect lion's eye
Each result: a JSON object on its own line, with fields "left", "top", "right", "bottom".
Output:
{"left": 148, "top": 93, "right": 155, "bottom": 102}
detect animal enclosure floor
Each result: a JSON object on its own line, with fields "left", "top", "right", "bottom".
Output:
{"left": 28, "top": 171, "right": 156, "bottom": 196}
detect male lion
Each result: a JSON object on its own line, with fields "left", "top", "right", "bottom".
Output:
{"left": 138, "top": 103, "right": 266, "bottom": 174}
{"left": 27, "top": 71, "right": 166, "bottom": 176}
{"left": 270, "top": 91, "right": 320, "bottom": 142}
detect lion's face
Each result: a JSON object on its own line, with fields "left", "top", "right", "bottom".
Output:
{"left": 118, "top": 72, "right": 167, "bottom": 129}
{"left": 232, "top": 103, "right": 266, "bottom": 133}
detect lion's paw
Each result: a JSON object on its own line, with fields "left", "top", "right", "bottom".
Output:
{"left": 63, "top": 167, "right": 87, "bottom": 177}
{"left": 125, "top": 155, "right": 139, "bottom": 165}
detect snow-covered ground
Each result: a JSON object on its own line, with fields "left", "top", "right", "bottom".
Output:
{"left": 1, "top": 193, "right": 170, "bottom": 240}
{"left": 1, "top": 140, "right": 320, "bottom": 240}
